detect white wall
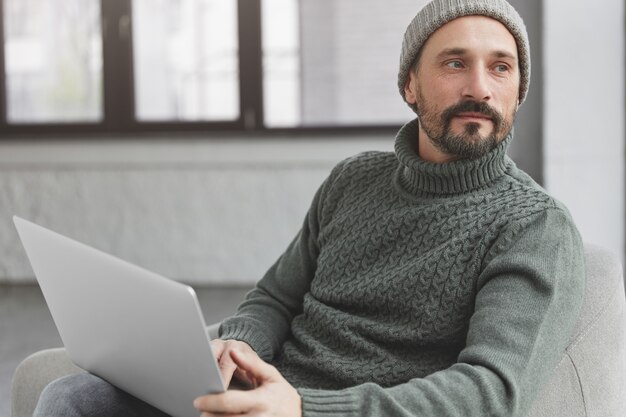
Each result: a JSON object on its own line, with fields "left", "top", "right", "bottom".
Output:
{"left": 543, "top": 0, "right": 625, "bottom": 262}
{"left": 0, "top": 135, "right": 393, "bottom": 284}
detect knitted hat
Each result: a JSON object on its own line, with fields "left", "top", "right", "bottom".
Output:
{"left": 398, "top": 0, "right": 530, "bottom": 109}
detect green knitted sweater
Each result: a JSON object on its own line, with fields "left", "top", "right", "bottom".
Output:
{"left": 219, "top": 118, "right": 585, "bottom": 417}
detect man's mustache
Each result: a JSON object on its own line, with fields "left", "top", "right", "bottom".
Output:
{"left": 442, "top": 101, "right": 503, "bottom": 129}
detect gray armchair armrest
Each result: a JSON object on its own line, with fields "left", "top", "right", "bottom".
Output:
{"left": 207, "top": 322, "right": 220, "bottom": 340}
{"left": 11, "top": 323, "right": 222, "bottom": 417}
{"left": 11, "top": 348, "right": 84, "bottom": 417}
{"left": 526, "top": 243, "right": 626, "bottom": 417}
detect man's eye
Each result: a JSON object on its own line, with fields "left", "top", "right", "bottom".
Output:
{"left": 446, "top": 60, "right": 463, "bottom": 69}
{"left": 495, "top": 64, "right": 510, "bottom": 73}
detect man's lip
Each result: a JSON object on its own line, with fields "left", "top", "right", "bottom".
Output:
{"left": 455, "top": 113, "right": 492, "bottom": 121}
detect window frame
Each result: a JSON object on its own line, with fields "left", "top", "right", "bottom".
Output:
{"left": 0, "top": 0, "right": 401, "bottom": 138}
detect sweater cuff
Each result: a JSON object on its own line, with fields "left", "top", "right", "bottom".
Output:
{"left": 298, "top": 388, "right": 359, "bottom": 417}
{"left": 218, "top": 321, "right": 274, "bottom": 361}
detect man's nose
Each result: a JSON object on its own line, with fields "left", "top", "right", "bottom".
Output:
{"left": 461, "top": 68, "right": 492, "bottom": 102}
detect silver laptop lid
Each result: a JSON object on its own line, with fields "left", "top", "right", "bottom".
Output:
{"left": 14, "top": 216, "right": 225, "bottom": 417}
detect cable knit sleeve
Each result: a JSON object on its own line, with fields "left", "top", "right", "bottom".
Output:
{"left": 297, "top": 207, "right": 585, "bottom": 417}
{"left": 217, "top": 160, "right": 345, "bottom": 361}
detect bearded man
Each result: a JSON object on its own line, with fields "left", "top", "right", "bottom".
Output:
{"left": 35, "top": 1, "right": 584, "bottom": 416}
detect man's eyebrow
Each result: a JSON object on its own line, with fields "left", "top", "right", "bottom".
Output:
{"left": 436, "top": 47, "right": 518, "bottom": 61}
{"left": 492, "top": 50, "right": 518, "bottom": 61}
{"left": 436, "top": 48, "right": 468, "bottom": 60}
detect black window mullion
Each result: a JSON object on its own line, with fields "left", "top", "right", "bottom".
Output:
{"left": 101, "top": 0, "right": 134, "bottom": 132}
{"left": 238, "top": 0, "right": 263, "bottom": 130}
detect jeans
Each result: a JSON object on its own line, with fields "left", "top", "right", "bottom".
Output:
{"left": 33, "top": 373, "right": 172, "bottom": 417}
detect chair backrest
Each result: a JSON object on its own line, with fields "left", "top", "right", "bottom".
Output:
{"left": 526, "top": 243, "right": 626, "bottom": 417}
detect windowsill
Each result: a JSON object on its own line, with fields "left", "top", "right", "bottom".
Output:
{"left": 0, "top": 131, "right": 396, "bottom": 168}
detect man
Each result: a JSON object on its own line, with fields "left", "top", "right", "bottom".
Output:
{"left": 35, "top": 0, "right": 584, "bottom": 416}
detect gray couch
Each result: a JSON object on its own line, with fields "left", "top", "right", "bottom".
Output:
{"left": 11, "top": 244, "right": 626, "bottom": 417}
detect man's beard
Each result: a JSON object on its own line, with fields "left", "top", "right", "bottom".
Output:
{"left": 416, "top": 92, "right": 515, "bottom": 160}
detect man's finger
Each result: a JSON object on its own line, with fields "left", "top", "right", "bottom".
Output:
{"left": 229, "top": 349, "right": 277, "bottom": 382}
{"left": 194, "top": 390, "right": 258, "bottom": 414}
{"left": 218, "top": 355, "right": 237, "bottom": 386}
{"left": 200, "top": 413, "right": 244, "bottom": 417}
{"left": 209, "top": 339, "right": 225, "bottom": 358}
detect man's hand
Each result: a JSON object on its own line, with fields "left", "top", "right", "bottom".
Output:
{"left": 195, "top": 349, "right": 301, "bottom": 417}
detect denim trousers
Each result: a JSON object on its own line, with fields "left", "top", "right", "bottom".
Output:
{"left": 33, "top": 373, "right": 173, "bottom": 417}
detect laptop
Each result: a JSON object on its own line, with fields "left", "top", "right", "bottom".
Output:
{"left": 13, "top": 216, "right": 226, "bottom": 417}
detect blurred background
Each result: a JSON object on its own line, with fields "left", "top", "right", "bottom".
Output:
{"left": 0, "top": 0, "right": 624, "bottom": 416}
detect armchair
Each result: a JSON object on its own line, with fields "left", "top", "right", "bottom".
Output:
{"left": 11, "top": 244, "right": 626, "bottom": 417}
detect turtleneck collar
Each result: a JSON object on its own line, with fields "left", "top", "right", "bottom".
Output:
{"left": 394, "top": 118, "right": 513, "bottom": 197}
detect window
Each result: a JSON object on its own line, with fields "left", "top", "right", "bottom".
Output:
{"left": 261, "top": 0, "right": 300, "bottom": 128}
{"left": 0, "top": 0, "right": 421, "bottom": 135}
{"left": 265, "top": 0, "right": 420, "bottom": 128}
{"left": 133, "top": 0, "right": 239, "bottom": 122}
{"left": 3, "top": 0, "right": 102, "bottom": 123}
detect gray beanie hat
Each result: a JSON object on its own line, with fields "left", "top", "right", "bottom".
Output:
{"left": 398, "top": 0, "right": 530, "bottom": 109}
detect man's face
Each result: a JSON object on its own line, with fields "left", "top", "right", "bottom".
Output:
{"left": 404, "top": 16, "right": 521, "bottom": 161}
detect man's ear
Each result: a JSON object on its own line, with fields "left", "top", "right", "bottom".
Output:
{"left": 404, "top": 71, "right": 418, "bottom": 105}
